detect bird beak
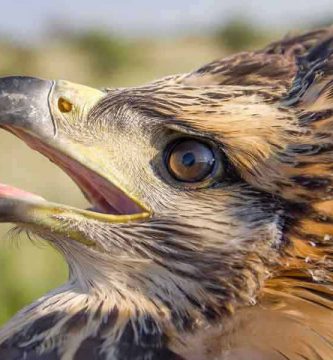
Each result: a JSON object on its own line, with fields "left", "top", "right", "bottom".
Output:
{"left": 0, "top": 76, "right": 149, "bottom": 247}
{"left": 0, "top": 77, "right": 55, "bottom": 138}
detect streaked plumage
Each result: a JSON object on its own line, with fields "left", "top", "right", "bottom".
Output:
{"left": 0, "top": 27, "right": 333, "bottom": 359}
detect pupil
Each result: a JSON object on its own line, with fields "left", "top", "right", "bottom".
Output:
{"left": 182, "top": 152, "right": 195, "bottom": 167}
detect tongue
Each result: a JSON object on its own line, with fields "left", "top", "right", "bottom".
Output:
{"left": 0, "top": 183, "right": 45, "bottom": 201}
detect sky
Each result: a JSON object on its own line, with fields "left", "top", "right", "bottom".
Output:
{"left": 1, "top": 0, "right": 332, "bottom": 41}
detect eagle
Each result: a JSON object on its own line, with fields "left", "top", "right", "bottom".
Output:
{"left": 0, "top": 26, "right": 333, "bottom": 360}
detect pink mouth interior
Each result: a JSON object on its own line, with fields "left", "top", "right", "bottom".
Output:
{"left": 0, "top": 183, "right": 45, "bottom": 202}
{"left": 1, "top": 128, "right": 144, "bottom": 215}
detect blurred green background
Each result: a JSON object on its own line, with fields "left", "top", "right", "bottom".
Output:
{"left": 0, "top": 0, "right": 331, "bottom": 325}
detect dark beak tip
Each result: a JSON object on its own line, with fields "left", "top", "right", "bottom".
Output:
{"left": 0, "top": 76, "right": 54, "bottom": 137}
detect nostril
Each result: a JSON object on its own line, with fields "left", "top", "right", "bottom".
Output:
{"left": 58, "top": 97, "right": 73, "bottom": 113}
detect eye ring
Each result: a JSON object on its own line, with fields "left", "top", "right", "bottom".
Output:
{"left": 165, "top": 139, "right": 217, "bottom": 183}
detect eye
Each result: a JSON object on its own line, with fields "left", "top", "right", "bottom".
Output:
{"left": 166, "top": 139, "right": 216, "bottom": 182}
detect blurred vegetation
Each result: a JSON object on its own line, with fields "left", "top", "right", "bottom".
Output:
{"left": 0, "top": 19, "right": 319, "bottom": 325}
{"left": 310, "top": 17, "right": 333, "bottom": 29}
{"left": 215, "top": 18, "right": 269, "bottom": 51}
{"left": 69, "top": 30, "right": 134, "bottom": 78}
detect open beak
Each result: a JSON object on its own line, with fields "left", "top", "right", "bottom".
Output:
{"left": 0, "top": 76, "right": 149, "bottom": 246}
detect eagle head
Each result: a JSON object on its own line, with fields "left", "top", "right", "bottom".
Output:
{"left": 1, "top": 28, "right": 333, "bottom": 360}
